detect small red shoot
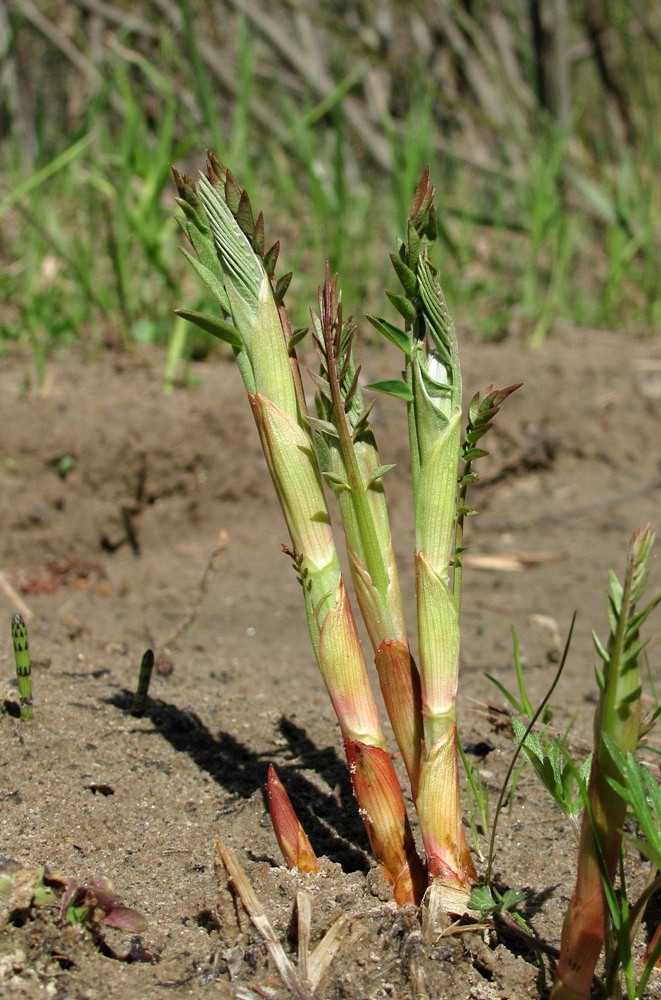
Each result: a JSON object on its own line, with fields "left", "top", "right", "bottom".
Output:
{"left": 266, "top": 764, "right": 320, "bottom": 874}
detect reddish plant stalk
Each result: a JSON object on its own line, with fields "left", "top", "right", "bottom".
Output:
{"left": 551, "top": 528, "right": 655, "bottom": 999}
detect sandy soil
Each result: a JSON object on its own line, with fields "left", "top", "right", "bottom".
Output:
{"left": 0, "top": 327, "right": 659, "bottom": 999}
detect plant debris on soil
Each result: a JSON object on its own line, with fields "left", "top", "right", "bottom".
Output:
{"left": 1, "top": 328, "right": 660, "bottom": 998}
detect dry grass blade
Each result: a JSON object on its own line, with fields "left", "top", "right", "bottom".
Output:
{"left": 420, "top": 880, "right": 483, "bottom": 942}
{"left": 421, "top": 880, "right": 450, "bottom": 945}
{"left": 0, "top": 569, "right": 33, "bottom": 620}
{"left": 149, "top": 0, "right": 285, "bottom": 143}
{"left": 224, "top": 0, "right": 391, "bottom": 170}
{"left": 292, "top": 890, "right": 312, "bottom": 985}
{"left": 463, "top": 550, "right": 565, "bottom": 571}
{"left": 307, "top": 911, "right": 365, "bottom": 993}
{"left": 214, "top": 840, "right": 313, "bottom": 1000}
{"left": 404, "top": 929, "right": 430, "bottom": 1000}
{"left": 14, "top": 0, "right": 102, "bottom": 87}
{"left": 72, "top": 0, "right": 159, "bottom": 39}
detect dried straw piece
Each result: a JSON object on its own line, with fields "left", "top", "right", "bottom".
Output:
{"left": 307, "top": 910, "right": 364, "bottom": 993}
{"left": 215, "top": 840, "right": 364, "bottom": 996}
{"left": 215, "top": 840, "right": 312, "bottom": 1000}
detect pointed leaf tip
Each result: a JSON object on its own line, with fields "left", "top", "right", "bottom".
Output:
{"left": 224, "top": 168, "right": 242, "bottom": 215}
{"left": 365, "top": 314, "right": 411, "bottom": 356}
{"left": 236, "top": 189, "right": 256, "bottom": 241}
{"left": 274, "top": 271, "right": 293, "bottom": 305}
{"left": 389, "top": 252, "right": 417, "bottom": 296}
{"left": 207, "top": 150, "right": 226, "bottom": 180}
{"left": 490, "top": 383, "right": 522, "bottom": 407}
{"left": 174, "top": 309, "right": 242, "bottom": 349}
{"left": 263, "top": 241, "right": 280, "bottom": 278}
{"left": 365, "top": 379, "right": 413, "bottom": 402}
{"left": 367, "top": 463, "right": 396, "bottom": 486}
{"left": 288, "top": 326, "right": 308, "bottom": 350}
{"left": 254, "top": 211, "right": 265, "bottom": 255}
{"left": 171, "top": 165, "right": 184, "bottom": 196}
{"left": 386, "top": 290, "right": 417, "bottom": 325}
{"left": 408, "top": 167, "right": 436, "bottom": 235}
{"left": 172, "top": 168, "right": 198, "bottom": 206}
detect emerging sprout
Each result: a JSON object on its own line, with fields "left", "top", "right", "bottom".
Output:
{"left": 11, "top": 614, "right": 32, "bottom": 721}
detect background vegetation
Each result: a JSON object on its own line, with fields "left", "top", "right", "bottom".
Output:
{"left": 1, "top": 0, "right": 659, "bottom": 382}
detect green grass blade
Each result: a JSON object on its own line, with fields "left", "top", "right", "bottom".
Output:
{"left": 0, "top": 134, "right": 93, "bottom": 217}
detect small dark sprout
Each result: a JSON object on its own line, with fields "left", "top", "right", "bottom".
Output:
{"left": 131, "top": 649, "right": 155, "bottom": 717}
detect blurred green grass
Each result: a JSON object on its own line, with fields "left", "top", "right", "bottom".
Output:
{"left": 0, "top": 0, "right": 658, "bottom": 385}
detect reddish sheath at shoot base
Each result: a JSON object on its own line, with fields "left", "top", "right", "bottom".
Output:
{"left": 344, "top": 739, "right": 425, "bottom": 906}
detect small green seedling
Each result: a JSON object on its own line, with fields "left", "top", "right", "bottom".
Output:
{"left": 56, "top": 454, "right": 75, "bottom": 479}
{"left": 11, "top": 613, "right": 32, "bottom": 720}
{"left": 483, "top": 627, "right": 566, "bottom": 811}
{"left": 469, "top": 882, "right": 548, "bottom": 989}
{"left": 60, "top": 876, "right": 147, "bottom": 932}
{"left": 469, "top": 882, "right": 529, "bottom": 927}
{"left": 0, "top": 861, "right": 57, "bottom": 910}
{"left": 0, "top": 860, "right": 145, "bottom": 936}
{"left": 510, "top": 716, "right": 592, "bottom": 821}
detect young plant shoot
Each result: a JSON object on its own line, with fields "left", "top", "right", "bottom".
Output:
{"left": 174, "top": 157, "right": 423, "bottom": 904}
{"left": 266, "top": 764, "right": 319, "bottom": 874}
{"left": 366, "top": 170, "right": 518, "bottom": 907}
{"left": 310, "top": 270, "right": 426, "bottom": 809}
{"left": 12, "top": 613, "right": 32, "bottom": 721}
{"left": 551, "top": 527, "right": 660, "bottom": 999}
{"left": 175, "top": 158, "right": 515, "bottom": 909}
